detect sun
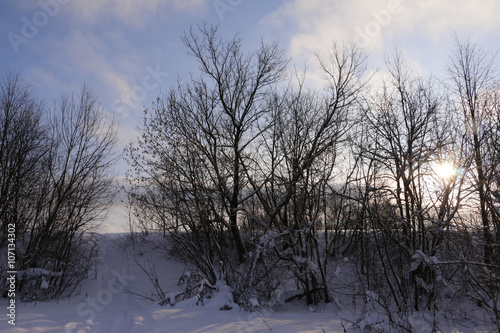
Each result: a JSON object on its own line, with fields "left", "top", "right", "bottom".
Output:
{"left": 435, "top": 162, "right": 455, "bottom": 180}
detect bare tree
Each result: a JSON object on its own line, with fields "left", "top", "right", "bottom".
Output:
{"left": 352, "top": 52, "right": 466, "bottom": 314}
{"left": 239, "top": 43, "right": 367, "bottom": 305}
{"left": 446, "top": 38, "right": 500, "bottom": 265}
{"left": 0, "top": 71, "right": 47, "bottom": 245}
{"left": 445, "top": 40, "right": 500, "bottom": 329}
{"left": 0, "top": 79, "right": 118, "bottom": 300}
{"left": 126, "top": 24, "right": 288, "bottom": 292}
{"left": 126, "top": 34, "right": 367, "bottom": 307}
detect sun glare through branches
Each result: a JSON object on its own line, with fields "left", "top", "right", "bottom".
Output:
{"left": 434, "top": 161, "right": 456, "bottom": 180}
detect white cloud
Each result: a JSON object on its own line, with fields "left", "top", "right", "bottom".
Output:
{"left": 266, "top": 0, "right": 500, "bottom": 62}
{"left": 411, "top": 0, "right": 500, "bottom": 35}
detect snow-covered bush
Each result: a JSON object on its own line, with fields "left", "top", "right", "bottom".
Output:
{"left": 16, "top": 269, "right": 61, "bottom": 302}
{"left": 159, "top": 270, "right": 237, "bottom": 311}
{"left": 15, "top": 234, "right": 100, "bottom": 301}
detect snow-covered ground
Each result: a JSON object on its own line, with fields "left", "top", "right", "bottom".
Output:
{"left": 0, "top": 234, "right": 496, "bottom": 332}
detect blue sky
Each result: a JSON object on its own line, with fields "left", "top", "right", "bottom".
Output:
{"left": 1, "top": 0, "right": 500, "bottom": 231}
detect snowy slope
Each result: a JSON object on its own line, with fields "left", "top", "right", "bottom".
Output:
{"left": 0, "top": 234, "right": 495, "bottom": 332}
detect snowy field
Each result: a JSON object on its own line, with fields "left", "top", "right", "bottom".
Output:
{"left": 0, "top": 234, "right": 496, "bottom": 333}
